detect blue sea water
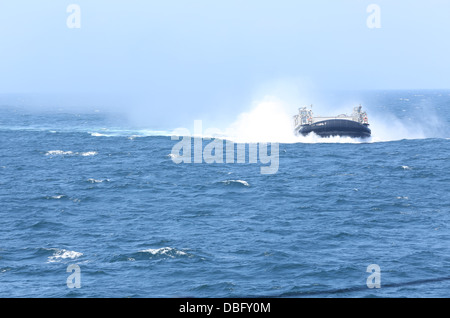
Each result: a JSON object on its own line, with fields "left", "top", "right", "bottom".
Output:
{"left": 0, "top": 90, "right": 449, "bottom": 298}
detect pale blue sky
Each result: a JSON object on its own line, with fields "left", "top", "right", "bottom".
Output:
{"left": 1, "top": 1, "right": 449, "bottom": 126}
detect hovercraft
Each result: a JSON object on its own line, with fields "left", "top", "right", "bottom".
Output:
{"left": 293, "top": 105, "right": 371, "bottom": 138}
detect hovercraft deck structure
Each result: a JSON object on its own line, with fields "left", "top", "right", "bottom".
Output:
{"left": 293, "top": 105, "right": 371, "bottom": 138}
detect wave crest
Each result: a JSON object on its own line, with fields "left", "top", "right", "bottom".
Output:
{"left": 220, "top": 180, "right": 250, "bottom": 187}
{"left": 46, "top": 248, "right": 83, "bottom": 263}
{"left": 45, "top": 150, "right": 98, "bottom": 157}
{"left": 110, "top": 247, "right": 191, "bottom": 262}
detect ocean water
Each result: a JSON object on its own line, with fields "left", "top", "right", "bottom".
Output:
{"left": 0, "top": 90, "right": 449, "bottom": 298}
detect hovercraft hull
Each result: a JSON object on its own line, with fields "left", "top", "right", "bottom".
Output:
{"left": 298, "top": 119, "right": 371, "bottom": 138}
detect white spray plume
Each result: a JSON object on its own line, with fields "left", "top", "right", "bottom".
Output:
{"left": 219, "top": 96, "right": 369, "bottom": 144}
{"left": 170, "top": 79, "right": 448, "bottom": 143}
{"left": 223, "top": 96, "right": 298, "bottom": 143}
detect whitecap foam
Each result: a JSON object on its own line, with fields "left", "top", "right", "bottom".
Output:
{"left": 90, "top": 132, "right": 108, "bottom": 137}
{"left": 79, "top": 151, "right": 98, "bottom": 156}
{"left": 45, "top": 150, "right": 74, "bottom": 156}
{"left": 87, "top": 178, "right": 109, "bottom": 183}
{"left": 90, "top": 129, "right": 171, "bottom": 138}
{"left": 401, "top": 165, "right": 412, "bottom": 170}
{"left": 221, "top": 180, "right": 250, "bottom": 187}
{"left": 47, "top": 249, "right": 83, "bottom": 263}
{"left": 138, "top": 247, "right": 187, "bottom": 258}
{"left": 45, "top": 150, "right": 98, "bottom": 157}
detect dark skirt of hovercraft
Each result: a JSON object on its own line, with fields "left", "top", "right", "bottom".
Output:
{"left": 298, "top": 119, "right": 371, "bottom": 138}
